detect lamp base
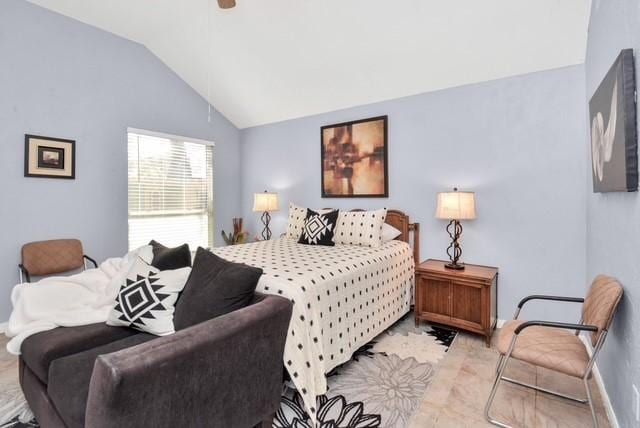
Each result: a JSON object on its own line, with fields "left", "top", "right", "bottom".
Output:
{"left": 444, "top": 220, "right": 465, "bottom": 270}
{"left": 260, "top": 211, "right": 272, "bottom": 240}
{"left": 444, "top": 262, "right": 465, "bottom": 270}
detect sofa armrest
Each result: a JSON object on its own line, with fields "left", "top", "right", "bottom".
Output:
{"left": 85, "top": 294, "right": 293, "bottom": 428}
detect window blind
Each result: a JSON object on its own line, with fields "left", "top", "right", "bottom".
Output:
{"left": 128, "top": 131, "right": 214, "bottom": 251}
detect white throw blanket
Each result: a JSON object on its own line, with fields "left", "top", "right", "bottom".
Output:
{"left": 5, "top": 246, "right": 153, "bottom": 355}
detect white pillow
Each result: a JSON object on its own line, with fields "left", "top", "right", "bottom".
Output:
{"left": 107, "top": 258, "right": 191, "bottom": 336}
{"left": 286, "top": 202, "right": 308, "bottom": 239}
{"left": 333, "top": 208, "right": 387, "bottom": 248}
{"left": 286, "top": 202, "right": 332, "bottom": 239}
{"left": 382, "top": 223, "right": 402, "bottom": 242}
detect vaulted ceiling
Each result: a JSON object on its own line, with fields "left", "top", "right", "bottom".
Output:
{"left": 27, "top": 0, "right": 591, "bottom": 129}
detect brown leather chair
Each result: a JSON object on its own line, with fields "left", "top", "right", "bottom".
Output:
{"left": 485, "top": 275, "right": 623, "bottom": 428}
{"left": 19, "top": 239, "right": 98, "bottom": 283}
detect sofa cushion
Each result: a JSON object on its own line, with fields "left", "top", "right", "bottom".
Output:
{"left": 174, "top": 247, "right": 263, "bottom": 330}
{"left": 149, "top": 240, "right": 191, "bottom": 270}
{"left": 21, "top": 323, "right": 139, "bottom": 384}
{"left": 48, "top": 333, "right": 155, "bottom": 428}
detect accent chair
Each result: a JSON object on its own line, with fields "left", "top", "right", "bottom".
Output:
{"left": 19, "top": 239, "right": 97, "bottom": 283}
{"left": 485, "top": 275, "right": 623, "bottom": 428}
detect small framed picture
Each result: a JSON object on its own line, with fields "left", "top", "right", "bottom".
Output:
{"left": 24, "top": 134, "right": 75, "bottom": 179}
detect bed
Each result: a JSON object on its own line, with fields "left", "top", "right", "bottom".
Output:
{"left": 213, "top": 209, "right": 420, "bottom": 419}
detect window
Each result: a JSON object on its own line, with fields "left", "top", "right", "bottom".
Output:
{"left": 128, "top": 129, "right": 214, "bottom": 251}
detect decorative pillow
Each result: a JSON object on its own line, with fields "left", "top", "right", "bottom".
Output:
{"left": 298, "top": 209, "right": 339, "bottom": 246}
{"left": 286, "top": 203, "right": 308, "bottom": 239}
{"left": 173, "top": 248, "right": 263, "bottom": 330}
{"left": 382, "top": 223, "right": 402, "bottom": 242}
{"left": 149, "top": 240, "right": 191, "bottom": 270}
{"left": 103, "top": 245, "right": 154, "bottom": 300}
{"left": 286, "top": 203, "right": 333, "bottom": 239}
{"left": 107, "top": 258, "right": 191, "bottom": 336}
{"left": 333, "top": 208, "right": 388, "bottom": 248}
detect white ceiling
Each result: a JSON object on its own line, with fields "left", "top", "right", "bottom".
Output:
{"left": 27, "top": 0, "right": 591, "bottom": 129}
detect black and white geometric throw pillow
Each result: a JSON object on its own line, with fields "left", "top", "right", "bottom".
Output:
{"left": 298, "top": 209, "right": 339, "bottom": 246}
{"left": 333, "top": 208, "right": 387, "bottom": 248}
{"left": 286, "top": 203, "right": 334, "bottom": 239}
{"left": 107, "top": 258, "right": 191, "bottom": 336}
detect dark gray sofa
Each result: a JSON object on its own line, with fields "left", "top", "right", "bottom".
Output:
{"left": 19, "top": 293, "right": 292, "bottom": 428}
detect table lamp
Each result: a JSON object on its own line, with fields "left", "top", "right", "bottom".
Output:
{"left": 253, "top": 191, "right": 279, "bottom": 240}
{"left": 435, "top": 188, "right": 476, "bottom": 270}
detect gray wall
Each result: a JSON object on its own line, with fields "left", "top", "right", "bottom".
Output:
{"left": 240, "top": 65, "right": 587, "bottom": 322}
{"left": 585, "top": 0, "right": 640, "bottom": 426}
{"left": 0, "top": 0, "right": 241, "bottom": 321}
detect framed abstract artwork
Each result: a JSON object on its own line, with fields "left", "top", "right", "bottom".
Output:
{"left": 589, "top": 49, "right": 637, "bottom": 193}
{"left": 24, "top": 134, "right": 76, "bottom": 179}
{"left": 321, "top": 115, "right": 388, "bottom": 198}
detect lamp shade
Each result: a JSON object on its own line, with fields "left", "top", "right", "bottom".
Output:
{"left": 435, "top": 190, "right": 476, "bottom": 220}
{"left": 253, "top": 192, "right": 279, "bottom": 212}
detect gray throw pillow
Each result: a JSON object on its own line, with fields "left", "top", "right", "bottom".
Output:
{"left": 174, "top": 247, "right": 263, "bottom": 330}
{"left": 149, "top": 240, "right": 191, "bottom": 271}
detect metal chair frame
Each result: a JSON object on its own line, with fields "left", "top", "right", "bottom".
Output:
{"left": 18, "top": 254, "right": 98, "bottom": 284}
{"left": 484, "top": 295, "right": 608, "bottom": 428}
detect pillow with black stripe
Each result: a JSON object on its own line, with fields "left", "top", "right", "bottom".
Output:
{"left": 298, "top": 209, "right": 339, "bottom": 246}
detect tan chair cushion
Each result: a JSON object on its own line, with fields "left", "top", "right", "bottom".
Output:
{"left": 21, "top": 239, "right": 84, "bottom": 277}
{"left": 498, "top": 320, "right": 590, "bottom": 378}
{"left": 583, "top": 275, "right": 623, "bottom": 346}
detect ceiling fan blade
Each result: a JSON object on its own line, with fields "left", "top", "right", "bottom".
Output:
{"left": 217, "top": 0, "right": 236, "bottom": 8}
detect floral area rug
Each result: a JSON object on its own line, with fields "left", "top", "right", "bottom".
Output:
{"left": 0, "top": 313, "right": 456, "bottom": 428}
{"left": 274, "top": 312, "right": 457, "bottom": 428}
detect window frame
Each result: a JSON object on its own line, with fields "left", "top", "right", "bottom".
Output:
{"left": 126, "top": 127, "right": 215, "bottom": 251}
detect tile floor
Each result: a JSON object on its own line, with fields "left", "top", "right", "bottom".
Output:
{"left": 0, "top": 330, "right": 611, "bottom": 428}
{"left": 408, "top": 331, "right": 611, "bottom": 428}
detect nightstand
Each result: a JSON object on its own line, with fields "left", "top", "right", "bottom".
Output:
{"left": 415, "top": 259, "right": 498, "bottom": 347}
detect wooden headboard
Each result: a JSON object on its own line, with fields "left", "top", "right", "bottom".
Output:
{"left": 385, "top": 209, "right": 420, "bottom": 262}
{"left": 346, "top": 209, "right": 420, "bottom": 263}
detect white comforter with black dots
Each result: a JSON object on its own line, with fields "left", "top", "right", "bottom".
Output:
{"left": 213, "top": 237, "right": 414, "bottom": 420}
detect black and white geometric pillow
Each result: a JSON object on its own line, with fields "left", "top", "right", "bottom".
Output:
{"left": 298, "top": 209, "right": 339, "bottom": 246}
{"left": 333, "top": 208, "right": 387, "bottom": 248}
{"left": 107, "top": 258, "right": 191, "bottom": 336}
{"left": 286, "top": 203, "right": 333, "bottom": 240}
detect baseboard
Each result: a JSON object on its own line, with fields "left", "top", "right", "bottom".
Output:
{"left": 0, "top": 322, "right": 7, "bottom": 334}
{"left": 579, "top": 335, "right": 620, "bottom": 428}
{"left": 496, "top": 318, "right": 506, "bottom": 328}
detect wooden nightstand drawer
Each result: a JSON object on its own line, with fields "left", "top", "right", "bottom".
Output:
{"left": 415, "top": 259, "right": 498, "bottom": 347}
